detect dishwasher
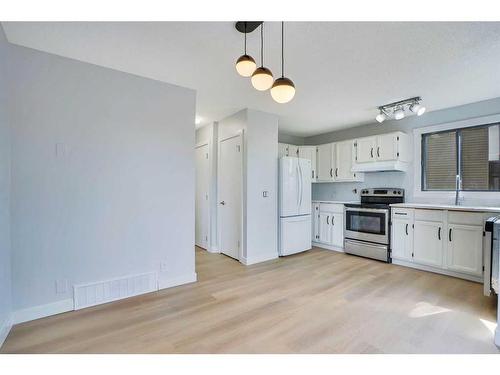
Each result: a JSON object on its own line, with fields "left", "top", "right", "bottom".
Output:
{"left": 484, "top": 216, "right": 500, "bottom": 346}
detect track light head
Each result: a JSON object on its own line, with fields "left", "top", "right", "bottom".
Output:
{"left": 394, "top": 107, "right": 405, "bottom": 120}
{"left": 375, "top": 112, "right": 386, "bottom": 123}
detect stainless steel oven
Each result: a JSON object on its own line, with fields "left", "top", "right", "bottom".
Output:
{"left": 344, "top": 206, "right": 389, "bottom": 245}
{"left": 344, "top": 188, "right": 404, "bottom": 263}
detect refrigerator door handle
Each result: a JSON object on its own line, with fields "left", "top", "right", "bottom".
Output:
{"left": 298, "top": 161, "right": 303, "bottom": 210}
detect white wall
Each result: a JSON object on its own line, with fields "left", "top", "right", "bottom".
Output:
{"left": 0, "top": 26, "right": 12, "bottom": 344}
{"left": 7, "top": 40, "right": 196, "bottom": 313}
{"left": 217, "top": 109, "right": 279, "bottom": 264}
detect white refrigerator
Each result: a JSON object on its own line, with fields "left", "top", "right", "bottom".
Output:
{"left": 279, "top": 157, "right": 312, "bottom": 256}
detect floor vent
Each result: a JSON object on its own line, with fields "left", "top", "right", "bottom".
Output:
{"left": 73, "top": 272, "right": 158, "bottom": 310}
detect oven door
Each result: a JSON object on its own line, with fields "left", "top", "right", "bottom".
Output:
{"left": 344, "top": 207, "right": 389, "bottom": 244}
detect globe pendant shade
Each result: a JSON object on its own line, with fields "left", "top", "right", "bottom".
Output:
{"left": 270, "top": 77, "right": 296, "bottom": 103}
{"left": 235, "top": 54, "right": 257, "bottom": 77}
{"left": 251, "top": 67, "right": 274, "bottom": 91}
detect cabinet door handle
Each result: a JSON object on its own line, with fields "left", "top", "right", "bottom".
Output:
{"left": 330, "top": 168, "right": 333, "bottom": 177}
{"left": 449, "top": 228, "right": 452, "bottom": 242}
{"left": 370, "top": 148, "right": 373, "bottom": 158}
{"left": 438, "top": 227, "right": 441, "bottom": 240}
{"left": 405, "top": 223, "right": 408, "bottom": 235}
{"left": 326, "top": 216, "right": 329, "bottom": 225}
{"left": 377, "top": 147, "right": 380, "bottom": 157}
{"left": 332, "top": 216, "right": 335, "bottom": 226}
{"left": 335, "top": 168, "right": 338, "bottom": 177}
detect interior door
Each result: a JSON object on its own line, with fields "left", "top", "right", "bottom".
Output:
{"left": 446, "top": 224, "right": 483, "bottom": 276}
{"left": 317, "top": 143, "right": 333, "bottom": 181}
{"left": 355, "top": 137, "right": 376, "bottom": 163}
{"left": 218, "top": 134, "right": 242, "bottom": 260}
{"left": 195, "top": 144, "right": 210, "bottom": 249}
{"left": 413, "top": 220, "right": 443, "bottom": 267}
{"left": 376, "top": 134, "right": 398, "bottom": 161}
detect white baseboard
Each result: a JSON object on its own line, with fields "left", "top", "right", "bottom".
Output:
{"left": 241, "top": 253, "right": 278, "bottom": 266}
{"left": 13, "top": 298, "right": 74, "bottom": 325}
{"left": 312, "top": 242, "right": 345, "bottom": 253}
{"left": 0, "top": 314, "right": 13, "bottom": 348}
{"left": 158, "top": 272, "right": 197, "bottom": 290}
{"left": 207, "top": 246, "right": 219, "bottom": 253}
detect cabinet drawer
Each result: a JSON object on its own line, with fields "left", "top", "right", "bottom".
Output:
{"left": 392, "top": 208, "right": 414, "bottom": 220}
{"left": 319, "top": 203, "right": 344, "bottom": 214}
{"left": 448, "top": 211, "right": 484, "bottom": 226}
{"left": 414, "top": 209, "right": 445, "bottom": 222}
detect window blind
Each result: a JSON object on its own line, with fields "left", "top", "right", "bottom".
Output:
{"left": 461, "top": 126, "right": 489, "bottom": 190}
{"left": 423, "top": 131, "right": 457, "bottom": 190}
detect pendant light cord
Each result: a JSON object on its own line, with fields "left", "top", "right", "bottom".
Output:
{"left": 260, "top": 23, "right": 264, "bottom": 67}
{"left": 244, "top": 22, "right": 247, "bottom": 55}
{"left": 281, "top": 21, "right": 284, "bottom": 77}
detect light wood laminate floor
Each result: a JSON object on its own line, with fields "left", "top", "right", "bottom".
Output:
{"left": 2, "top": 247, "right": 498, "bottom": 353}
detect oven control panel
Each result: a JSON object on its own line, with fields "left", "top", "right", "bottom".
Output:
{"left": 360, "top": 188, "right": 404, "bottom": 197}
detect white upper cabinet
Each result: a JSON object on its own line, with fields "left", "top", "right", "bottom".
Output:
{"left": 316, "top": 143, "right": 334, "bottom": 182}
{"left": 335, "top": 140, "right": 364, "bottom": 182}
{"left": 278, "top": 143, "right": 289, "bottom": 158}
{"left": 298, "top": 146, "right": 317, "bottom": 182}
{"left": 352, "top": 131, "right": 411, "bottom": 172}
{"left": 288, "top": 144, "right": 299, "bottom": 158}
{"left": 355, "top": 137, "right": 377, "bottom": 164}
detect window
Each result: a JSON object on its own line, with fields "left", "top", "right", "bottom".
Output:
{"left": 422, "top": 123, "right": 500, "bottom": 191}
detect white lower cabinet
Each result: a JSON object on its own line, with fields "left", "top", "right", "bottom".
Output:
{"left": 313, "top": 203, "right": 344, "bottom": 250}
{"left": 446, "top": 224, "right": 483, "bottom": 276}
{"left": 413, "top": 220, "right": 444, "bottom": 267}
{"left": 391, "top": 217, "right": 413, "bottom": 261}
{"left": 391, "top": 208, "right": 484, "bottom": 281}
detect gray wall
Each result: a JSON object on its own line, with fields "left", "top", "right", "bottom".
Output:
{"left": 7, "top": 40, "right": 196, "bottom": 310}
{"left": 305, "top": 97, "right": 500, "bottom": 203}
{"left": 278, "top": 133, "right": 304, "bottom": 145}
{"left": 0, "top": 26, "right": 12, "bottom": 341}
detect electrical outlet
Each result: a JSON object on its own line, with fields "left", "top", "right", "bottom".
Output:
{"left": 160, "top": 262, "right": 168, "bottom": 272}
{"left": 55, "top": 279, "right": 69, "bottom": 294}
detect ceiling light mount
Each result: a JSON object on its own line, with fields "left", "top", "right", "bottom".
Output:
{"left": 235, "top": 21, "right": 263, "bottom": 34}
{"left": 376, "top": 96, "right": 426, "bottom": 123}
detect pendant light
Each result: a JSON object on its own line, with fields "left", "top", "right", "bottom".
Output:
{"left": 271, "top": 22, "right": 296, "bottom": 103}
{"left": 251, "top": 23, "right": 274, "bottom": 91}
{"left": 235, "top": 22, "right": 257, "bottom": 77}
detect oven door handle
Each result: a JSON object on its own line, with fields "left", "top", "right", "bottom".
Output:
{"left": 345, "top": 207, "right": 389, "bottom": 213}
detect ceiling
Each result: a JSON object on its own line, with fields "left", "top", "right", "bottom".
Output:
{"left": 3, "top": 21, "right": 500, "bottom": 137}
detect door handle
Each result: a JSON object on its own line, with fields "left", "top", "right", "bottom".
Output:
{"left": 448, "top": 228, "right": 452, "bottom": 242}
{"left": 335, "top": 168, "right": 338, "bottom": 177}
{"left": 405, "top": 223, "right": 408, "bottom": 235}
{"left": 332, "top": 216, "right": 334, "bottom": 226}
{"left": 377, "top": 147, "right": 380, "bottom": 158}
{"left": 371, "top": 148, "right": 373, "bottom": 158}
{"left": 312, "top": 170, "right": 314, "bottom": 179}
{"left": 330, "top": 168, "right": 333, "bottom": 178}
{"left": 326, "top": 216, "right": 329, "bottom": 225}
{"left": 220, "top": 201, "right": 225, "bottom": 205}
{"left": 438, "top": 227, "right": 441, "bottom": 240}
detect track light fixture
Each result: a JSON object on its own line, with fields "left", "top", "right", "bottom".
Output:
{"left": 375, "top": 97, "right": 426, "bottom": 123}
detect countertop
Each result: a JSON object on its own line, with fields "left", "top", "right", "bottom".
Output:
{"left": 390, "top": 202, "right": 500, "bottom": 213}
